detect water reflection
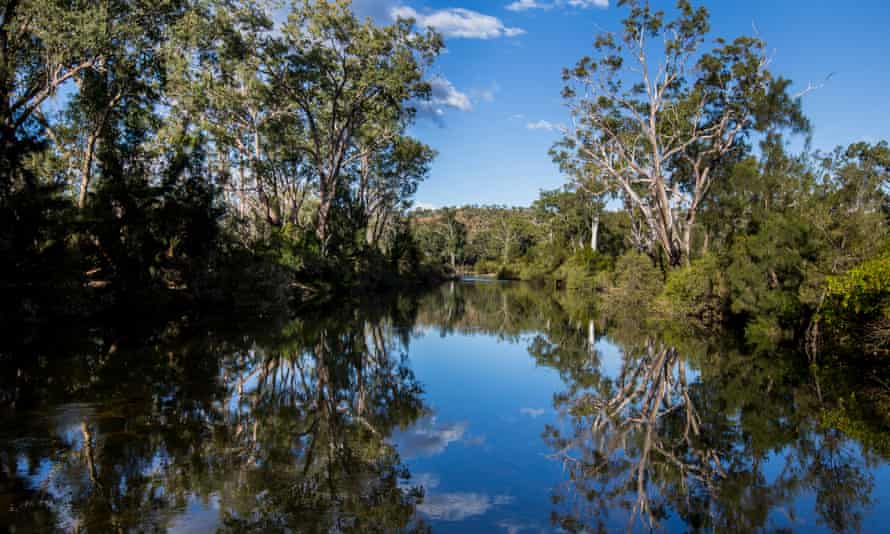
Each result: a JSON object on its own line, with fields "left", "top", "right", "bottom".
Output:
{"left": 0, "top": 302, "right": 431, "bottom": 532}
{"left": 530, "top": 324, "right": 879, "bottom": 532}
{"left": 1, "top": 282, "right": 889, "bottom": 532}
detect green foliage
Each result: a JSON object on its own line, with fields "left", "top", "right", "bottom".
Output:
{"left": 0, "top": 0, "right": 447, "bottom": 321}
{"left": 822, "top": 251, "right": 890, "bottom": 352}
{"left": 474, "top": 258, "right": 501, "bottom": 275}
{"left": 724, "top": 212, "right": 818, "bottom": 347}
{"left": 826, "top": 252, "right": 890, "bottom": 318}
{"left": 554, "top": 248, "right": 612, "bottom": 289}
{"left": 657, "top": 254, "right": 725, "bottom": 323}
{"left": 518, "top": 241, "right": 568, "bottom": 282}
{"left": 412, "top": 203, "right": 627, "bottom": 284}
{"left": 602, "top": 252, "right": 664, "bottom": 312}
{"left": 553, "top": 0, "right": 807, "bottom": 266}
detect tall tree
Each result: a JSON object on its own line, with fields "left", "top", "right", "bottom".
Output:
{"left": 356, "top": 135, "right": 435, "bottom": 248}
{"left": 270, "top": 0, "right": 441, "bottom": 253}
{"left": 552, "top": 0, "right": 807, "bottom": 266}
{"left": 0, "top": 0, "right": 112, "bottom": 190}
{"left": 439, "top": 207, "right": 466, "bottom": 270}
{"left": 177, "top": 0, "right": 290, "bottom": 226}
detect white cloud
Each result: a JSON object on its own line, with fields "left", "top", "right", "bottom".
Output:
{"left": 519, "top": 407, "right": 546, "bottom": 418}
{"left": 416, "top": 76, "right": 472, "bottom": 125}
{"left": 430, "top": 77, "right": 472, "bottom": 111}
{"left": 413, "top": 76, "right": 473, "bottom": 125}
{"left": 506, "top": 0, "right": 552, "bottom": 12}
{"left": 392, "top": 6, "right": 525, "bottom": 39}
{"left": 526, "top": 120, "right": 561, "bottom": 131}
{"left": 497, "top": 519, "right": 543, "bottom": 534}
{"left": 399, "top": 472, "right": 441, "bottom": 490}
{"left": 566, "top": 0, "right": 609, "bottom": 7}
{"left": 506, "top": 0, "right": 607, "bottom": 11}
{"left": 391, "top": 418, "right": 467, "bottom": 458}
{"left": 419, "top": 493, "right": 515, "bottom": 521}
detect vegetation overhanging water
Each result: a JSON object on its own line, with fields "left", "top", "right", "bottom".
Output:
{"left": 2, "top": 0, "right": 890, "bottom": 531}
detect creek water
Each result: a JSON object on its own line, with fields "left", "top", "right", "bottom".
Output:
{"left": 2, "top": 280, "right": 889, "bottom": 532}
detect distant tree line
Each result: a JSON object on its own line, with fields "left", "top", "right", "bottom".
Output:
{"left": 410, "top": 199, "right": 628, "bottom": 282}
{"left": 1, "top": 0, "right": 448, "bottom": 322}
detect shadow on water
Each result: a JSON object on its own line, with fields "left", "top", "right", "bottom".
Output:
{"left": 1, "top": 281, "right": 888, "bottom": 532}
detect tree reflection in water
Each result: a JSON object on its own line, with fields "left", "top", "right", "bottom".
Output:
{"left": 533, "top": 320, "right": 877, "bottom": 533}
{"left": 414, "top": 281, "right": 882, "bottom": 533}
{"left": 0, "top": 301, "right": 431, "bottom": 532}
{"left": 543, "top": 338, "right": 724, "bottom": 532}
{"left": 0, "top": 282, "right": 887, "bottom": 532}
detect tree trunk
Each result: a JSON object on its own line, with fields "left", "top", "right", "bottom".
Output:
{"left": 316, "top": 177, "right": 333, "bottom": 254}
{"left": 78, "top": 132, "right": 99, "bottom": 209}
{"left": 252, "top": 129, "right": 280, "bottom": 227}
{"left": 238, "top": 160, "right": 247, "bottom": 219}
{"left": 77, "top": 88, "right": 121, "bottom": 209}
{"left": 590, "top": 213, "right": 600, "bottom": 252}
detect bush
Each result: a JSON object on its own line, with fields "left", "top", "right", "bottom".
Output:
{"left": 554, "top": 249, "right": 612, "bottom": 289}
{"left": 825, "top": 252, "right": 890, "bottom": 319}
{"left": 519, "top": 242, "right": 568, "bottom": 282}
{"left": 824, "top": 252, "right": 890, "bottom": 353}
{"left": 603, "top": 251, "right": 664, "bottom": 311}
{"left": 657, "top": 254, "right": 726, "bottom": 324}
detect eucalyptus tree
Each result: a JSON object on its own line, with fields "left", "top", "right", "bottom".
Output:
{"left": 491, "top": 207, "right": 535, "bottom": 263}
{"left": 552, "top": 0, "right": 807, "bottom": 266}
{"left": 438, "top": 207, "right": 466, "bottom": 269}
{"left": 0, "top": 0, "right": 115, "bottom": 293}
{"left": 269, "top": 0, "right": 442, "bottom": 253}
{"left": 533, "top": 188, "right": 600, "bottom": 252}
{"left": 0, "top": 0, "right": 200, "bottom": 314}
{"left": 823, "top": 140, "right": 890, "bottom": 214}
{"left": 0, "top": 0, "right": 106, "bottom": 189}
{"left": 355, "top": 135, "right": 436, "bottom": 249}
{"left": 174, "top": 0, "right": 293, "bottom": 227}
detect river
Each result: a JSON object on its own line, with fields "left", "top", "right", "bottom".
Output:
{"left": 2, "top": 280, "right": 889, "bottom": 532}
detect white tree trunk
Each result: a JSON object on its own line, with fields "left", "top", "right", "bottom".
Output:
{"left": 591, "top": 213, "right": 600, "bottom": 252}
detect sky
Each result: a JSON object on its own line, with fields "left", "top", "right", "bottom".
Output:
{"left": 346, "top": 0, "right": 890, "bottom": 208}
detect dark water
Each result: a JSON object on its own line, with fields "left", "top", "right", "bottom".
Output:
{"left": 2, "top": 281, "right": 889, "bottom": 533}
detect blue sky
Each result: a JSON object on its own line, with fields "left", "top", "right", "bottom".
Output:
{"left": 348, "top": 0, "right": 890, "bottom": 208}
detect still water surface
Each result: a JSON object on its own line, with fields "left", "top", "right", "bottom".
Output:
{"left": 2, "top": 281, "right": 889, "bottom": 532}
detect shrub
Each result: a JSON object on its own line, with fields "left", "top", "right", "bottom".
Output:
{"left": 825, "top": 252, "right": 890, "bottom": 319}
{"left": 604, "top": 251, "right": 664, "bottom": 311}
{"left": 657, "top": 254, "right": 726, "bottom": 324}
{"left": 824, "top": 252, "right": 890, "bottom": 353}
{"left": 555, "top": 249, "right": 612, "bottom": 289}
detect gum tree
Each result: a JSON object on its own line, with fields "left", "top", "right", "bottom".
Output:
{"left": 553, "top": 0, "right": 807, "bottom": 266}
{"left": 270, "top": 0, "right": 442, "bottom": 253}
